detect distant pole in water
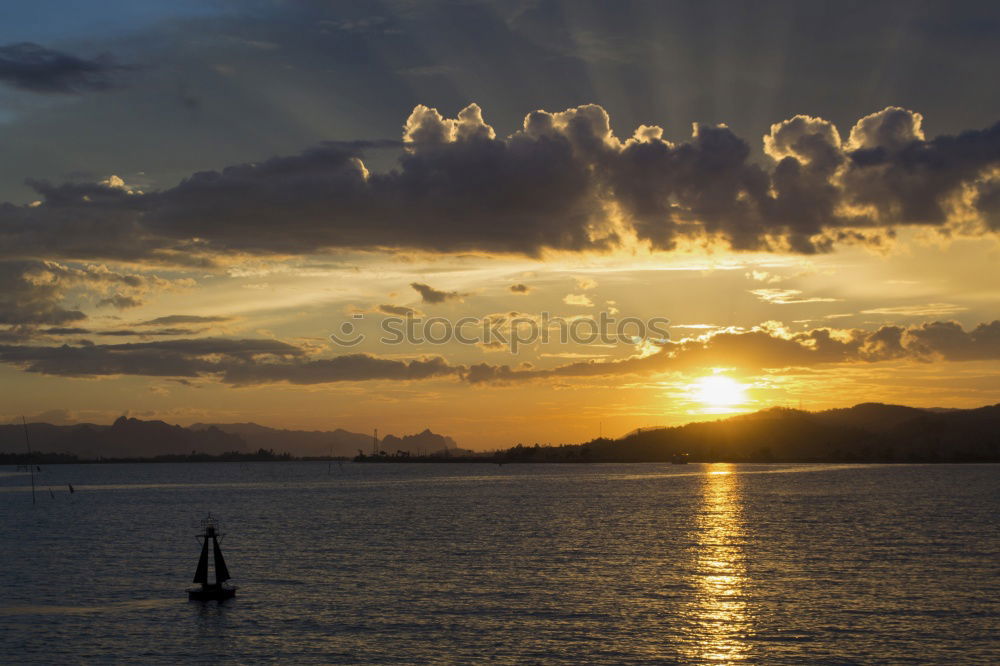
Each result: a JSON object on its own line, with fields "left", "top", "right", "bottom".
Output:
{"left": 372, "top": 428, "right": 378, "bottom": 456}
{"left": 21, "top": 416, "right": 35, "bottom": 505}
{"left": 68, "top": 483, "right": 75, "bottom": 493}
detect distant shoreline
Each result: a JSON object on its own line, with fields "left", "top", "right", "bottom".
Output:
{"left": 0, "top": 451, "right": 319, "bottom": 465}
{"left": 7, "top": 403, "right": 999, "bottom": 464}
{"left": 4, "top": 454, "right": 998, "bottom": 465}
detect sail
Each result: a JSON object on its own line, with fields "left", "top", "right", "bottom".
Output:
{"left": 192, "top": 538, "right": 209, "bottom": 584}
{"left": 212, "top": 536, "right": 231, "bottom": 583}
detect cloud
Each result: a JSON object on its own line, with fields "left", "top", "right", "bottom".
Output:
{"left": 0, "top": 338, "right": 300, "bottom": 378}
{"left": 563, "top": 293, "right": 594, "bottom": 307}
{"left": 749, "top": 288, "right": 840, "bottom": 305}
{"left": 220, "top": 354, "right": 460, "bottom": 385}
{"left": 846, "top": 107, "right": 925, "bottom": 152}
{"left": 97, "top": 294, "right": 143, "bottom": 310}
{"left": 0, "top": 321, "right": 997, "bottom": 387}
{"left": 42, "top": 327, "right": 91, "bottom": 335}
{"left": 902, "top": 320, "right": 1000, "bottom": 361}
{"left": 137, "top": 315, "right": 233, "bottom": 326}
{"left": 462, "top": 320, "right": 1000, "bottom": 383}
{"left": 0, "top": 335, "right": 461, "bottom": 386}
{"left": 0, "top": 260, "right": 191, "bottom": 336}
{"left": 376, "top": 304, "right": 420, "bottom": 316}
{"left": 509, "top": 283, "right": 531, "bottom": 293}
{"left": 1, "top": 104, "right": 999, "bottom": 262}
{"left": 0, "top": 42, "right": 128, "bottom": 94}
{"left": 0, "top": 260, "right": 86, "bottom": 326}
{"left": 410, "top": 282, "right": 462, "bottom": 304}
{"left": 861, "top": 303, "right": 968, "bottom": 316}
{"left": 746, "top": 270, "right": 784, "bottom": 283}
{"left": 98, "top": 328, "right": 200, "bottom": 337}
{"left": 575, "top": 277, "right": 598, "bottom": 290}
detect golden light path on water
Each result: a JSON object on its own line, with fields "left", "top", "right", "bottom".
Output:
{"left": 685, "top": 464, "right": 754, "bottom": 662}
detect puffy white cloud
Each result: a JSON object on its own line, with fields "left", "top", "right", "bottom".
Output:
{"left": 563, "top": 293, "right": 594, "bottom": 307}
{"left": 764, "top": 114, "right": 843, "bottom": 171}
{"left": 846, "top": 107, "right": 925, "bottom": 152}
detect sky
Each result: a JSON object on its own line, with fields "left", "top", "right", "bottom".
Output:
{"left": 1, "top": 0, "right": 999, "bottom": 449}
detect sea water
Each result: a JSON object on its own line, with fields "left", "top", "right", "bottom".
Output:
{"left": 0, "top": 462, "right": 997, "bottom": 663}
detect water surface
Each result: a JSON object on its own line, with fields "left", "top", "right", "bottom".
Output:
{"left": 0, "top": 462, "right": 997, "bottom": 663}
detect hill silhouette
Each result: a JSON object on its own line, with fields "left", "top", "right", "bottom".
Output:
{"left": 4, "top": 404, "right": 999, "bottom": 462}
{"left": 192, "top": 423, "right": 463, "bottom": 457}
{"left": 0, "top": 417, "right": 244, "bottom": 459}
{"left": 380, "top": 429, "right": 461, "bottom": 455}
{"left": 520, "top": 403, "right": 1000, "bottom": 463}
{"left": 190, "top": 422, "right": 371, "bottom": 457}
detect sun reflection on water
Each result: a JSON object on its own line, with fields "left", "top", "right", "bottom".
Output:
{"left": 686, "top": 463, "right": 753, "bottom": 663}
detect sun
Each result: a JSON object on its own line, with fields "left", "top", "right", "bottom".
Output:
{"left": 692, "top": 375, "right": 748, "bottom": 408}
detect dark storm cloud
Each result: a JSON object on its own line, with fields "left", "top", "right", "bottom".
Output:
{"left": 410, "top": 282, "right": 462, "bottom": 304}
{"left": 2, "top": 104, "right": 999, "bottom": 262}
{"left": 0, "top": 43, "right": 127, "bottom": 94}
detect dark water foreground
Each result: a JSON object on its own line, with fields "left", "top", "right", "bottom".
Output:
{"left": 0, "top": 462, "right": 997, "bottom": 664}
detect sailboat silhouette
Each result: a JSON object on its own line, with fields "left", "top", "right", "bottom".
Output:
{"left": 188, "top": 514, "right": 237, "bottom": 601}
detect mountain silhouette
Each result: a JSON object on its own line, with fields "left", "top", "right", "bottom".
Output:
{"left": 5, "top": 404, "right": 998, "bottom": 462}
{"left": 2, "top": 418, "right": 462, "bottom": 459}
{"left": 562, "top": 403, "right": 1000, "bottom": 463}
{"left": 0, "top": 417, "right": 245, "bottom": 459}
{"left": 190, "top": 422, "right": 372, "bottom": 457}
{"left": 380, "top": 428, "right": 460, "bottom": 456}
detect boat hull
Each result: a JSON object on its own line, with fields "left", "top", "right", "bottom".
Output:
{"left": 188, "top": 584, "right": 237, "bottom": 601}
